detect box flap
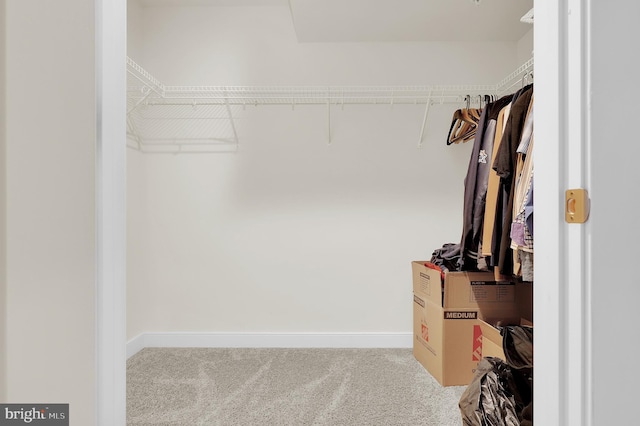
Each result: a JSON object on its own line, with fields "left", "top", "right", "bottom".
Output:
{"left": 411, "top": 261, "right": 443, "bottom": 306}
{"left": 478, "top": 318, "right": 506, "bottom": 361}
{"left": 478, "top": 318, "right": 503, "bottom": 345}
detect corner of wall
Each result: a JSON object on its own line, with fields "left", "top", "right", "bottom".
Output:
{"left": 0, "top": 0, "right": 7, "bottom": 403}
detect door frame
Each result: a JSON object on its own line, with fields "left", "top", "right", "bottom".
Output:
{"left": 96, "top": 0, "right": 127, "bottom": 424}
{"left": 94, "top": 1, "right": 591, "bottom": 424}
{"left": 534, "top": 0, "right": 592, "bottom": 424}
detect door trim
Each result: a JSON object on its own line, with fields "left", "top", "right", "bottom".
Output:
{"left": 95, "top": 0, "right": 127, "bottom": 424}
{"left": 534, "top": 0, "right": 591, "bottom": 424}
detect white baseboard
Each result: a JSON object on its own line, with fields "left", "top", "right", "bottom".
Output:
{"left": 127, "top": 332, "right": 412, "bottom": 359}
{"left": 126, "top": 334, "right": 148, "bottom": 359}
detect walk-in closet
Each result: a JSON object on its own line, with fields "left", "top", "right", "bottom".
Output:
{"left": 125, "top": 1, "right": 535, "bottom": 423}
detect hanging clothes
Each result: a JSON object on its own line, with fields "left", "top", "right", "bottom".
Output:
{"left": 443, "top": 81, "right": 534, "bottom": 279}
{"left": 509, "top": 95, "right": 535, "bottom": 281}
{"left": 481, "top": 102, "right": 511, "bottom": 264}
{"left": 492, "top": 84, "right": 533, "bottom": 276}
{"left": 458, "top": 95, "right": 512, "bottom": 271}
{"left": 458, "top": 106, "right": 489, "bottom": 270}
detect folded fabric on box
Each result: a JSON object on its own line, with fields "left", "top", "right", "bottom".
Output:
{"left": 430, "top": 242, "right": 461, "bottom": 274}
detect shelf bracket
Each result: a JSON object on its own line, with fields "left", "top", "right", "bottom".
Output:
{"left": 126, "top": 115, "right": 142, "bottom": 150}
{"left": 327, "top": 97, "right": 332, "bottom": 145}
{"left": 417, "top": 92, "right": 433, "bottom": 148}
{"left": 224, "top": 92, "right": 239, "bottom": 146}
{"left": 127, "top": 89, "right": 153, "bottom": 116}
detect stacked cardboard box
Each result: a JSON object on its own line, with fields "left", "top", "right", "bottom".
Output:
{"left": 411, "top": 261, "right": 533, "bottom": 386}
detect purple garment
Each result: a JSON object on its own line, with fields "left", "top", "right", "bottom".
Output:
{"left": 524, "top": 180, "right": 533, "bottom": 236}
{"left": 510, "top": 222, "right": 526, "bottom": 247}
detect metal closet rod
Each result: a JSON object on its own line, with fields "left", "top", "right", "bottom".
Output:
{"left": 126, "top": 56, "right": 533, "bottom": 150}
{"left": 128, "top": 87, "right": 503, "bottom": 105}
{"left": 127, "top": 57, "right": 533, "bottom": 104}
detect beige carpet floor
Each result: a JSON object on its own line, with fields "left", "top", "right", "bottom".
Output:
{"left": 127, "top": 348, "right": 466, "bottom": 425}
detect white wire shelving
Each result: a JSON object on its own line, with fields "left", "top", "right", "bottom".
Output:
{"left": 127, "top": 56, "right": 533, "bottom": 153}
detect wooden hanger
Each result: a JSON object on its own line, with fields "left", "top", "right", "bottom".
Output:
{"left": 447, "top": 96, "right": 482, "bottom": 145}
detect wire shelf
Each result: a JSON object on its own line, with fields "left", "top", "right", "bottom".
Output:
{"left": 126, "top": 56, "right": 533, "bottom": 152}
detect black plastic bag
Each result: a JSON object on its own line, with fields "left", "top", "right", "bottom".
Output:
{"left": 502, "top": 325, "right": 533, "bottom": 370}
{"left": 458, "top": 357, "right": 521, "bottom": 425}
{"left": 502, "top": 325, "right": 534, "bottom": 424}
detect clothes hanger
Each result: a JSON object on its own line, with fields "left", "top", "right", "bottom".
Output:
{"left": 447, "top": 109, "right": 466, "bottom": 145}
{"left": 447, "top": 95, "right": 481, "bottom": 145}
{"left": 446, "top": 96, "right": 467, "bottom": 145}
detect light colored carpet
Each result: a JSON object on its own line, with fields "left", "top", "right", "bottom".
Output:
{"left": 127, "top": 348, "right": 465, "bottom": 425}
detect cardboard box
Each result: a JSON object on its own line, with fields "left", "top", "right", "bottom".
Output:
{"left": 411, "top": 261, "right": 527, "bottom": 321}
{"left": 411, "top": 261, "right": 532, "bottom": 386}
{"left": 478, "top": 318, "right": 506, "bottom": 361}
{"left": 413, "top": 294, "right": 482, "bottom": 386}
{"left": 521, "top": 317, "right": 533, "bottom": 327}
{"left": 478, "top": 317, "right": 535, "bottom": 363}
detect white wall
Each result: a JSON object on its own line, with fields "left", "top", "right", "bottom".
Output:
{"left": 136, "top": 6, "right": 518, "bottom": 86}
{"left": 517, "top": 27, "right": 534, "bottom": 65}
{"left": 5, "top": 0, "right": 96, "bottom": 423}
{"left": 589, "top": 1, "right": 640, "bottom": 422}
{"left": 0, "top": 0, "right": 6, "bottom": 403}
{"left": 127, "top": 0, "right": 144, "bottom": 60}
{"left": 127, "top": 4, "right": 520, "bottom": 339}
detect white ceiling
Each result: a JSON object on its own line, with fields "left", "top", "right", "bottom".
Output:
{"left": 136, "top": 0, "right": 533, "bottom": 43}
